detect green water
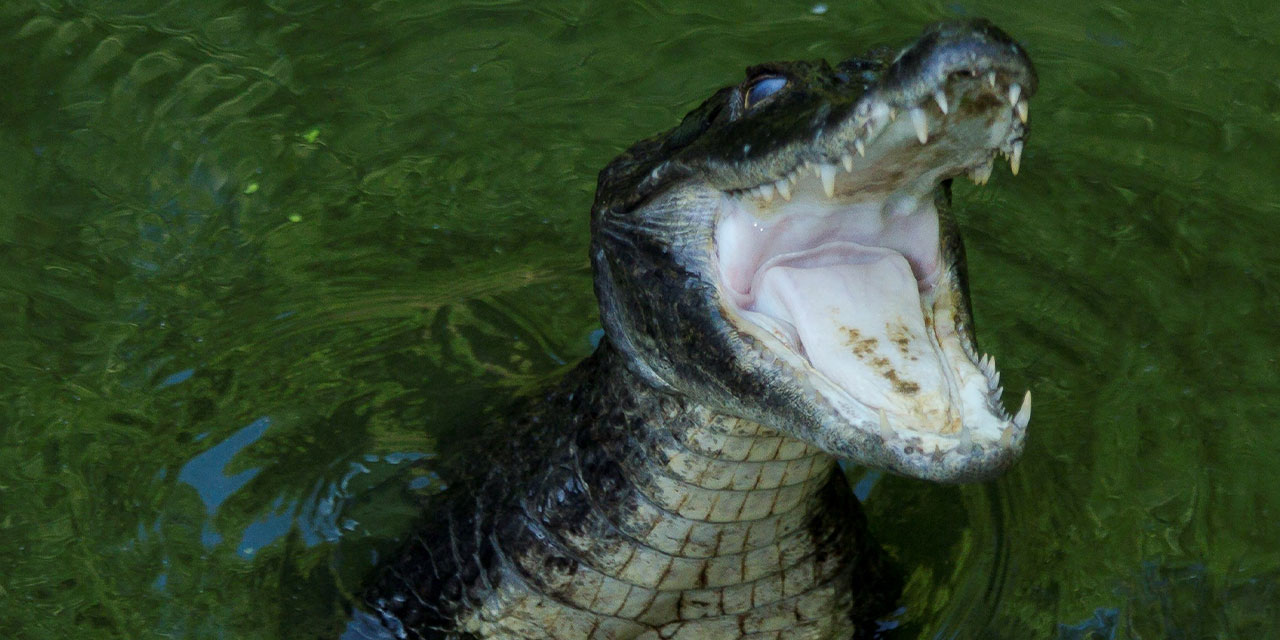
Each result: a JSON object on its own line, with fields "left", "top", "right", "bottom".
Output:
{"left": 1, "top": 1, "right": 1277, "bottom": 638}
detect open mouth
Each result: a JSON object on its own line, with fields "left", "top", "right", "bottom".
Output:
{"left": 714, "top": 67, "right": 1032, "bottom": 463}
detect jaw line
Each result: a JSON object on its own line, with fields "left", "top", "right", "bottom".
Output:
{"left": 708, "top": 95, "right": 1029, "bottom": 476}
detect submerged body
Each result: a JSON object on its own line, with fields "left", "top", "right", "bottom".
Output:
{"left": 363, "top": 20, "right": 1037, "bottom": 639}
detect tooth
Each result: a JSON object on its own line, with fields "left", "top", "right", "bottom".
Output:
{"left": 991, "top": 370, "right": 1001, "bottom": 390}
{"left": 1013, "top": 390, "right": 1032, "bottom": 428}
{"left": 878, "top": 409, "right": 894, "bottom": 441}
{"left": 819, "top": 164, "right": 837, "bottom": 198}
{"left": 975, "top": 160, "right": 993, "bottom": 185}
{"left": 813, "top": 163, "right": 823, "bottom": 180}
{"left": 1010, "top": 140, "right": 1023, "bottom": 176}
{"left": 870, "top": 102, "right": 890, "bottom": 128}
{"left": 987, "top": 71, "right": 997, "bottom": 88}
{"left": 775, "top": 179, "right": 791, "bottom": 201}
{"left": 759, "top": 182, "right": 775, "bottom": 202}
{"left": 788, "top": 171, "right": 799, "bottom": 184}
{"left": 1008, "top": 82, "right": 1021, "bottom": 107}
{"left": 999, "top": 426, "right": 1015, "bottom": 448}
{"left": 854, "top": 138, "right": 865, "bottom": 157}
{"left": 933, "top": 90, "right": 949, "bottom": 115}
{"left": 957, "top": 425, "right": 973, "bottom": 451}
{"left": 909, "top": 107, "right": 928, "bottom": 144}
{"left": 1016, "top": 98, "right": 1028, "bottom": 123}
{"left": 841, "top": 153, "right": 854, "bottom": 172}
{"left": 996, "top": 385, "right": 1004, "bottom": 399}
{"left": 888, "top": 108, "right": 897, "bottom": 122}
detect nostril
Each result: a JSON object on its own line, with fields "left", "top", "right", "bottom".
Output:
{"left": 951, "top": 69, "right": 975, "bottom": 79}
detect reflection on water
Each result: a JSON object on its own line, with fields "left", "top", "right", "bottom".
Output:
{"left": 1, "top": 1, "right": 1277, "bottom": 638}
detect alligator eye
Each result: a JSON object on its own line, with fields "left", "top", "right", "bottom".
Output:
{"left": 744, "top": 76, "right": 787, "bottom": 109}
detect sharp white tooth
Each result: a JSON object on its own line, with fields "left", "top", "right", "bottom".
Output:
{"left": 813, "top": 163, "right": 824, "bottom": 180}
{"left": 1016, "top": 98, "right": 1028, "bottom": 123}
{"left": 933, "top": 90, "right": 949, "bottom": 115}
{"left": 868, "top": 103, "right": 891, "bottom": 139}
{"left": 841, "top": 153, "right": 854, "bottom": 172}
{"left": 878, "top": 409, "right": 894, "bottom": 441}
{"left": 909, "top": 107, "right": 928, "bottom": 144}
{"left": 788, "top": 171, "right": 799, "bottom": 184}
{"left": 819, "top": 164, "right": 837, "bottom": 198}
{"left": 977, "top": 160, "right": 993, "bottom": 185}
{"left": 999, "top": 426, "right": 1015, "bottom": 447}
{"left": 1010, "top": 140, "right": 1023, "bottom": 176}
{"left": 1008, "top": 82, "right": 1021, "bottom": 107}
{"left": 775, "top": 179, "right": 791, "bottom": 201}
{"left": 987, "top": 71, "right": 997, "bottom": 87}
{"left": 854, "top": 138, "right": 865, "bottom": 157}
{"left": 759, "top": 182, "right": 775, "bottom": 202}
{"left": 991, "top": 370, "right": 1001, "bottom": 390}
{"left": 996, "top": 385, "right": 1004, "bottom": 399}
{"left": 1013, "top": 390, "right": 1032, "bottom": 429}
{"left": 888, "top": 107, "right": 897, "bottom": 121}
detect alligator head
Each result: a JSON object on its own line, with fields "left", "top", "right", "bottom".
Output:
{"left": 591, "top": 19, "right": 1037, "bottom": 483}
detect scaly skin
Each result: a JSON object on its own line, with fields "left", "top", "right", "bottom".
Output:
{"left": 362, "top": 19, "right": 1036, "bottom": 639}
{"left": 366, "top": 344, "right": 896, "bottom": 639}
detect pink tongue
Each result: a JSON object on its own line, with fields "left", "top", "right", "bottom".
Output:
{"left": 753, "top": 248, "right": 947, "bottom": 408}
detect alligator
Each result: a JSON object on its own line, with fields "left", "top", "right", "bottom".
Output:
{"left": 356, "top": 19, "right": 1037, "bottom": 640}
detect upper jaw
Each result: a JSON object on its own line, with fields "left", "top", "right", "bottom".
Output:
{"left": 715, "top": 47, "right": 1034, "bottom": 201}
{"left": 709, "top": 47, "right": 1035, "bottom": 482}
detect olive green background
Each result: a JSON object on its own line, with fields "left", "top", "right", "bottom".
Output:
{"left": 1, "top": 1, "right": 1276, "bottom": 638}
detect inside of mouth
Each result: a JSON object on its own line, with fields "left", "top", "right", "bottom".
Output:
{"left": 708, "top": 64, "right": 1037, "bottom": 447}
{"left": 717, "top": 175, "right": 970, "bottom": 433}
{"left": 751, "top": 241, "right": 951, "bottom": 404}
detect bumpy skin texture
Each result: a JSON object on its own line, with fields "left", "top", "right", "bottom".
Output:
{"left": 365, "top": 345, "right": 897, "bottom": 639}
{"left": 363, "top": 19, "right": 1035, "bottom": 640}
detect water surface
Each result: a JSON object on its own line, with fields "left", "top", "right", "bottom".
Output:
{"left": 1, "top": 1, "right": 1277, "bottom": 638}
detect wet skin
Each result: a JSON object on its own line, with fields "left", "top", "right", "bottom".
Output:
{"left": 362, "top": 19, "right": 1037, "bottom": 640}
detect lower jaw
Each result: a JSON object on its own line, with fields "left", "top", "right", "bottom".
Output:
{"left": 726, "top": 271, "right": 1001, "bottom": 443}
